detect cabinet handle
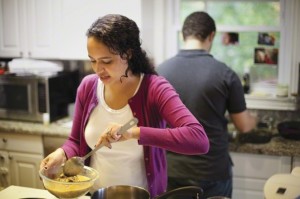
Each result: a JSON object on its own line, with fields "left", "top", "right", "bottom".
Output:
{"left": 8, "top": 155, "right": 12, "bottom": 160}
{"left": 28, "top": 52, "right": 32, "bottom": 57}
{"left": 2, "top": 138, "right": 7, "bottom": 143}
{"left": 20, "top": 52, "right": 23, "bottom": 56}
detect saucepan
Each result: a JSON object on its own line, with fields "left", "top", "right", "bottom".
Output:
{"left": 91, "top": 185, "right": 203, "bottom": 199}
{"left": 277, "top": 121, "right": 300, "bottom": 140}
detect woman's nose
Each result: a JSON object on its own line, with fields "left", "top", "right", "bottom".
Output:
{"left": 93, "top": 63, "right": 105, "bottom": 73}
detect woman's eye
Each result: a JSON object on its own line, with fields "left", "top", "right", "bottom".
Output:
{"left": 102, "top": 60, "right": 112, "bottom": 64}
{"left": 90, "top": 60, "right": 96, "bottom": 64}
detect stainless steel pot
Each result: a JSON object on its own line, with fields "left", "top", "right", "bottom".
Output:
{"left": 91, "top": 185, "right": 203, "bottom": 199}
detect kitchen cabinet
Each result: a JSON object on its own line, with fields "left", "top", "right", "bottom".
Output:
{"left": 0, "top": 0, "right": 156, "bottom": 60}
{"left": 0, "top": 0, "right": 62, "bottom": 59}
{"left": 230, "top": 152, "right": 291, "bottom": 199}
{"left": 292, "top": 156, "right": 300, "bottom": 168}
{"left": 0, "top": 132, "right": 44, "bottom": 189}
{"left": 0, "top": 150, "right": 10, "bottom": 189}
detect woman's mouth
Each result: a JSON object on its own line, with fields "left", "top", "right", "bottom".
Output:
{"left": 99, "top": 74, "right": 110, "bottom": 81}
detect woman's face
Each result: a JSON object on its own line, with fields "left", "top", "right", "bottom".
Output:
{"left": 87, "top": 36, "right": 128, "bottom": 85}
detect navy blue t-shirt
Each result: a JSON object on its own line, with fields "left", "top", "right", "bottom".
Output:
{"left": 158, "top": 49, "right": 246, "bottom": 180}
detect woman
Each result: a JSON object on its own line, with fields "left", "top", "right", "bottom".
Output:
{"left": 40, "top": 14, "right": 209, "bottom": 198}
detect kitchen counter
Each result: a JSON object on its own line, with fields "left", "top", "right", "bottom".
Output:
{"left": 1, "top": 119, "right": 300, "bottom": 157}
{"left": 0, "top": 118, "right": 71, "bottom": 138}
{"left": 229, "top": 136, "right": 300, "bottom": 157}
{"left": 0, "top": 185, "right": 90, "bottom": 199}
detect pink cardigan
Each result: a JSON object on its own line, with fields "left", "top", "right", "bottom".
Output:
{"left": 61, "top": 74, "right": 209, "bottom": 198}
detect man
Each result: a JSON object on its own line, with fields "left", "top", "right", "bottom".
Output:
{"left": 157, "top": 11, "right": 257, "bottom": 198}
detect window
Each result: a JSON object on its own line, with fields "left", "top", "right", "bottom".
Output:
{"left": 174, "top": 0, "right": 281, "bottom": 90}
{"left": 163, "top": 0, "right": 300, "bottom": 102}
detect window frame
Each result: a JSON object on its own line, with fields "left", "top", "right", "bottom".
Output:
{"left": 161, "top": 0, "right": 300, "bottom": 110}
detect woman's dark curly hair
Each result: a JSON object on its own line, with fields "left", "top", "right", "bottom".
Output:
{"left": 86, "top": 14, "right": 157, "bottom": 77}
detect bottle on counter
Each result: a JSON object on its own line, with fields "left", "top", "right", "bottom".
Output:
{"left": 0, "top": 61, "right": 9, "bottom": 75}
{"left": 276, "top": 84, "right": 288, "bottom": 97}
{"left": 0, "top": 62, "right": 5, "bottom": 75}
{"left": 242, "top": 67, "right": 250, "bottom": 94}
{"left": 3, "top": 62, "right": 9, "bottom": 73}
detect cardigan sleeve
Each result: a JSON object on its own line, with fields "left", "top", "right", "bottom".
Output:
{"left": 138, "top": 76, "right": 209, "bottom": 155}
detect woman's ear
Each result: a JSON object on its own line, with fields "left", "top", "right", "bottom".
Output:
{"left": 127, "top": 49, "right": 133, "bottom": 60}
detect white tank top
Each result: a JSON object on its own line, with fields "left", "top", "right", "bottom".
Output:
{"left": 85, "top": 74, "right": 147, "bottom": 192}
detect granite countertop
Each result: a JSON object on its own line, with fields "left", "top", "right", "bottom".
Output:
{"left": 1, "top": 119, "right": 300, "bottom": 157}
{"left": 229, "top": 136, "right": 300, "bottom": 157}
{"left": 0, "top": 118, "right": 72, "bottom": 138}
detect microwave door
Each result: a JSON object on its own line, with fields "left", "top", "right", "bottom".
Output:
{"left": 0, "top": 81, "right": 38, "bottom": 121}
{"left": 0, "top": 84, "right": 30, "bottom": 111}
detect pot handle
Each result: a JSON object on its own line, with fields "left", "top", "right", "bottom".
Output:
{"left": 155, "top": 186, "right": 203, "bottom": 199}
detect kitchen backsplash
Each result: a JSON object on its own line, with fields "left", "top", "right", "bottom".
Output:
{"left": 250, "top": 108, "right": 300, "bottom": 131}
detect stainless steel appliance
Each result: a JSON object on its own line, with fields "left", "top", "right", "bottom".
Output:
{"left": 0, "top": 71, "right": 79, "bottom": 123}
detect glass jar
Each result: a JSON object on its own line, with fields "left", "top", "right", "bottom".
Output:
{"left": 276, "top": 84, "right": 288, "bottom": 97}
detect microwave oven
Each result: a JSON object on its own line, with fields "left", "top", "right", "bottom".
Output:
{"left": 0, "top": 71, "right": 79, "bottom": 123}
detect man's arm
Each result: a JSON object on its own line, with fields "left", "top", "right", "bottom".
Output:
{"left": 230, "top": 110, "right": 257, "bottom": 133}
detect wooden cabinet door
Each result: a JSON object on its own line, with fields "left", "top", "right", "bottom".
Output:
{"left": 0, "top": 0, "right": 24, "bottom": 57}
{"left": 26, "top": 0, "right": 62, "bottom": 59}
{"left": 0, "top": 150, "right": 10, "bottom": 188}
{"left": 0, "top": 0, "right": 62, "bottom": 59}
{"left": 1, "top": 0, "right": 150, "bottom": 60}
{"left": 9, "top": 151, "right": 44, "bottom": 189}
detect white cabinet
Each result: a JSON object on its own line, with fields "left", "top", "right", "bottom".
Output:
{"left": 9, "top": 151, "right": 43, "bottom": 188}
{"left": 230, "top": 152, "right": 291, "bottom": 199}
{"left": 0, "top": 133, "right": 44, "bottom": 189}
{"left": 1, "top": 0, "right": 156, "bottom": 60}
{"left": 0, "top": 0, "right": 62, "bottom": 59}
{"left": 292, "top": 156, "right": 300, "bottom": 168}
{"left": 0, "top": 150, "right": 10, "bottom": 188}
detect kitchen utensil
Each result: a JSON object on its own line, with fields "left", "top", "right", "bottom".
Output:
{"left": 39, "top": 165, "right": 99, "bottom": 199}
{"left": 237, "top": 130, "right": 274, "bottom": 144}
{"left": 277, "top": 121, "right": 300, "bottom": 140}
{"left": 91, "top": 185, "right": 203, "bottom": 199}
{"left": 63, "top": 117, "right": 138, "bottom": 177}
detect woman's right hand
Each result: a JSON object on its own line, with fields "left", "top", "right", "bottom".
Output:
{"left": 40, "top": 148, "right": 67, "bottom": 171}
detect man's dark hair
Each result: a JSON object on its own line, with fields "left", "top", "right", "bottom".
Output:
{"left": 182, "top": 11, "right": 216, "bottom": 41}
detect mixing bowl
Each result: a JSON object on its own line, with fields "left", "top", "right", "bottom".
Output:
{"left": 39, "top": 165, "right": 99, "bottom": 199}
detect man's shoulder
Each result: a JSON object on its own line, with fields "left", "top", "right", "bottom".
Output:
{"left": 158, "top": 56, "right": 178, "bottom": 67}
{"left": 157, "top": 56, "right": 183, "bottom": 76}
